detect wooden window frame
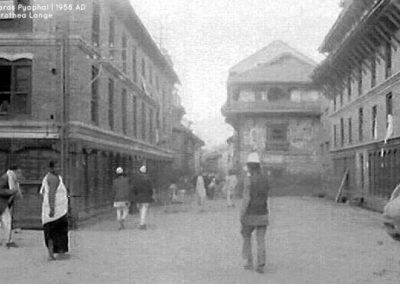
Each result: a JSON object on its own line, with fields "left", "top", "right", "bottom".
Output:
{"left": 0, "top": 58, "right": 32, "bottom": 116}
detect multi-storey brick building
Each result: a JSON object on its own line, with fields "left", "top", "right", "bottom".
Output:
{"left": 0, "top": 0, "right": 182, "bottom": 226}
{"left": 313, "top": 0, "right": 400, "bottom": 210}
{"left": 172, "top": 122, "right": 204, "bottom": 178}
{"left": 222, "top": 40, "right": 325, "bottom": 191}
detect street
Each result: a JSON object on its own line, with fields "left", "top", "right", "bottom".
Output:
{"left": 1, "top": 196, "right": 400, "bottom": 284}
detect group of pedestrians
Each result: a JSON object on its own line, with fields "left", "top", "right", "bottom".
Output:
{"left": 112, "top": 165, "right": 155, "bottom": 231}
{"left": 0, "top": 161, "right": 156, "bottom": 262}
{"left": 1, "top": 152, "right": 270, "bottom": 272}
{"left": 0, "top": 162, "right": 70, "bottom": 261}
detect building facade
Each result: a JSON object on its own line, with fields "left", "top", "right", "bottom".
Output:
{"left": 222, "top": 41, "right": 325, "bottom": 191}
{"left": 171, "top": 122, "right": 204, "bottom": 179}
{"left": 313, "top": 0, "right": 400, "bottom": 210}
{"left": 0, "top": 0, "right": 181, "bottom": 227}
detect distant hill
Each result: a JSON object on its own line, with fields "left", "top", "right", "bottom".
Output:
{"left": 191, "top": 116, "right": 234, "bottom": 149}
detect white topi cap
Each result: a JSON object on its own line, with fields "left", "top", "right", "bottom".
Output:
{"left": 116, "top": 167, "right": 123, "bottom": 174}
{"left": 246, "top": 152, "right": 260, "bottom": 164}
{"left": 139, "top": 165, "right": 147, "bottom": 173}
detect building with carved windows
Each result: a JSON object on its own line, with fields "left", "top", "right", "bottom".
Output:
{"left": 313, "top": 0, "right": 400, "bottom": 210}
{"left": 0, "top": 0, "right": 183, "bottom": 227}
{"left": 222, "top": 40, "right": 326, "bottom": 192}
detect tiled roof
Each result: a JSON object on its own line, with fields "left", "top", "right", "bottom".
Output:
{"left": 229, "top": 40, "right": 316, "bottom": 75}
{"left": 228, "top": 54, "right": 315, "bottom": 84}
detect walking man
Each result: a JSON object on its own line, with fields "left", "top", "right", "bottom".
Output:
{"left": 40, "top": 161, "right": 69, "bottom": 260}
{"left": 112, "top": 167, "right": 130, "bottom": 230}
{"left": 240, "top": 152, "right": 269, "bottom": 274}
{"left": 134, "top": 165, "right": 154, "bottom": 230}
{"left": 223, "top": 169, "right": 238, "bottom": 207}
{"left": 0, "top": 165, "right": 22, "bottom": 248}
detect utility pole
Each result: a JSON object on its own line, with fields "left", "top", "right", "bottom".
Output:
{"left": 60, "top": 8, "right": 71, "bottom": 183}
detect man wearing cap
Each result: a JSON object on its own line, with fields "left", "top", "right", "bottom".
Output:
{"left": 240, "top": 152, "right": 269, "bottom": 274}
{"left": 113, "top": 167, "right": 130, "bottom": 230}
{"left": 134, "top": 165, "right": 155, "bottom": 230}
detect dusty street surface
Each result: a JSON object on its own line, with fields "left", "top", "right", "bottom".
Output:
{"left": 1, "top": 196, "right": 400, "bottom": 284}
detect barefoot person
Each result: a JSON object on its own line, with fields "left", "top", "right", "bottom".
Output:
{"left": 40, "top": 161, "right": 69, "bottom": 260}
{"left": 240, "top": 152, "right": 269, "bottom": 274}
{"left": 112, "top": 167, "right": 130, "bottom": 230}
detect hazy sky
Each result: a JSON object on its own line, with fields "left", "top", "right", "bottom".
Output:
{"left": 129, "top": 0, "right": 342, "bottom": 146}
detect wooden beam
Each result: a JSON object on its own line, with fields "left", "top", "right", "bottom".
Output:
{"left": 349, "top": 51, "right": 369, "bottom": 75}
{"left": 385, "top": 11, "right": 400, "bottom": 29}
{"left": 337, "top": 58, "right": 359, "bottom": 82}
{"left": 359, "top": 39, "right": 381, "bottom": 63}
{"left": 391, "top": 0, "right": 400, "bottom": 13}
{"left": 377, "top": 21, "right": 400, "bottom": 47}
{"left": 374, "top": 26, "right": 393, "bottom": 46}
{"left": 354, "top": 44, "right": 371, "bottom": 63}
{"left": 363, "top": 35, "right": 386, "bottom": 61}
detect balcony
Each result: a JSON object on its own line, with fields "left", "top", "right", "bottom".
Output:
{"left": 222, "top": 100, "right": 322, "bottom": 117}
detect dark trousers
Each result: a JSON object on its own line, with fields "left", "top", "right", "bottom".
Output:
{"left": 241, "top": 224, "right": 267, "bottom": 267}
{"left": 43, "top": 214, "right": 69, "bottom": 253}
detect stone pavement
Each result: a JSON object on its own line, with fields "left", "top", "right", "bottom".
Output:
{"left": 1, "top": 196, "right": 400, "bottom": 284}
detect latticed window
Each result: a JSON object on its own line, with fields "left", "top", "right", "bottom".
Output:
{"left": 0, "top": 58, "right": 32, "bottom": 115}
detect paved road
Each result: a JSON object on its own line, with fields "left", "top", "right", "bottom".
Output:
{"left": 1, "top": 196, "right": 400, "bottom": 284}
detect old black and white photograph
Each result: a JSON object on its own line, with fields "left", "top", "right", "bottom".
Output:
{"left": 1, "top": 0, "right": 400, "bottom": 283}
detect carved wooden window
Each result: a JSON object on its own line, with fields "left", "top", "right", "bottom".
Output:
{"left": 0, "top": 58, "right": 31, "bottom": 116}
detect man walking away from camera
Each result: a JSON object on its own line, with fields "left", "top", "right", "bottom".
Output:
{"left": 40, "top": 161, "right": 69, "bottom": 260}
{"left": 240, "top": 152, "right": 269, "bottom": 274}
{"left": 134, "top": 165, "right": 155, "bottom": 230}
{"left": 113, "top": 167, "right": 131, "bottom": 230}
